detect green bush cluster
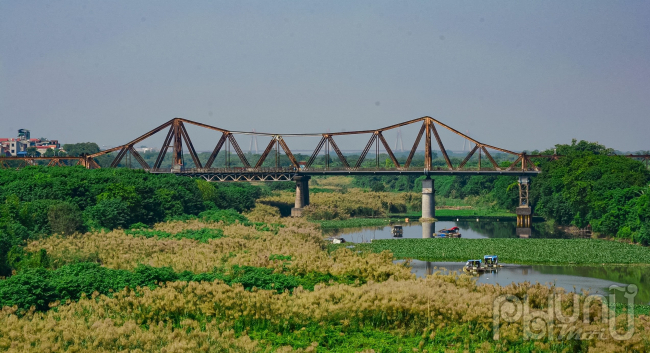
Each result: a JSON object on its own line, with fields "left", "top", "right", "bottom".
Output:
{"left": 0, "top": 262, "right": 350, "bottom": 314}
{"left": 125, "top": 228, "right": 226, "bottom": 243}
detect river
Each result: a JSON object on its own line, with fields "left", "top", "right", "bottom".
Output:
{"left": 323, "top": 220, "right": 571, "bottom": 241}
{"left": 325, "top": 221, "right": 649, "bottom": 304}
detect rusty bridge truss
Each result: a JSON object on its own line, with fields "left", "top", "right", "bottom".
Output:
{"left": 2, "top": 116, "right": 647, "bottom": 181}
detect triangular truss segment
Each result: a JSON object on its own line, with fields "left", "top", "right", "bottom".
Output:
{"left": 254, "top": 136, "right": 299, "bottom": 168}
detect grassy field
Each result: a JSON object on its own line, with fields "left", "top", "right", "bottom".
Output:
{"left": 333, "top": 238, "right": 650, "bottom": 265}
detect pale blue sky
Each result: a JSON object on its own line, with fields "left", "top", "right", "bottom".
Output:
{"left": 1, "top": 1, "right": 649, "bottom": 152}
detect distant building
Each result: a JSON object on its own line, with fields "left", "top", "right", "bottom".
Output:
{"left": 34, "top": 145, "right": 61, "bottom": 155}
{"left": 0, "top": 129, "right": 61, "bottom": 156}
{"left": 18, "top": 129, "right": 30, "bottom": 141}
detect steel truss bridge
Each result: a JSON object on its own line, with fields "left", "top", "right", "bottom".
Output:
{"left": 1, "top": 116, "right": 648, "bottom": 181}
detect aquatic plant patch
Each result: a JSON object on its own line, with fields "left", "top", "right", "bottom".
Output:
{"left": 348, "top": 238, "right": 650, "bottom": 265}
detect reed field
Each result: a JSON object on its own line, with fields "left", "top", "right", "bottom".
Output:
{"left": 259, "top": 186, "right": 514, "bottom": 224}
{"left": 260, "top": 189, "right": 420, "bottom": 220}
{"left": 1, "top": 204, "right": 648, "bottom": 352}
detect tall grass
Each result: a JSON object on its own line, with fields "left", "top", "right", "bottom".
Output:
{"left": 1, "top": 271, "right": 646, "bottom": 352}
{"left": 4, "top": 204, "right": 649, "bottom": 352}
{"left": 260, "top": 190, "right": 419, "bottom": 220}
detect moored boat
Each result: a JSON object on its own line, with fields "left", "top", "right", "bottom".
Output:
{"left": 437, "top": 226, "right": 461, "bottom": 238}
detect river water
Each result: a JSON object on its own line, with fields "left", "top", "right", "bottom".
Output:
{"left": 407, "top": 260, "right": 648, "bottom": 304}
{"left": 326, "top": 221, "right": 649, "bottom": 304}
{"left": 323, "top": 220, "right": 571, "bottom": 241}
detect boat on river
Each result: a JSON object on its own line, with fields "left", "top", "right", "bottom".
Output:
{"left": 391, "top": 225, "right": 403, "bottom": 237}
{"left": 325, "top": 237, "right": 346, "bottom": 244}
{"left": 463, "top": 257, "right": 500, "bottom": 274}
{"left": 437, "top": 226, "right": 461, "bottom": 238}
{"left": 463, "top": 259, "right": 483, "bottom": 274}
{"left": 483, "top": 255, "right": 501, "bottom": 269}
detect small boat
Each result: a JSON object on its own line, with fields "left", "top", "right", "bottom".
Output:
{"left": 325, "top": 237, "right": 346, "bottom": 244}
{"left": 463, "top": 256, "right": 501, "bottom": 274}
{"left": 484, "top": 255, "right": 501, "bottom": 269}
{"left": 463, "top": 259, "right": 483, "bottom": 273}
{"left": 391, "top": 225, "right": 403, "bottom": 237}
{"left": 438, "top": 226, "right": 461, "bottom": 238}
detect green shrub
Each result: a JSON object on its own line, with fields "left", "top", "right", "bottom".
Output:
{"left": 198, "top": 209, "right": 248, "bottom": 225}
{"left": 129, "top": 222, "right": 149, "bottom": 230}
{"left": 47, "top": 202, "right": 83, "bottom": 235}
{"left": 84, "top": 198, "right": 130, "bottom": 230}
{"left": 125, "top": 228, "right": 225, "bottom": 243}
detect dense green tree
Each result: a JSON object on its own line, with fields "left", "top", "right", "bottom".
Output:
{"left": 84, "top": 198, "right": 131, "bottom": 230}
{"left": 531, "top": 141, "right": 649, "bottom": 230}
{"left": 61, "top": 142, "right": 101, "bottom": 156}
{"left": 47, "top": 202, "right": 83, "bottom": 235}
{"left": 26, "top": 147, "right": 40, "bottom": 157}
{"left": 370, "top": 182, "right": 385, "bottom": 192}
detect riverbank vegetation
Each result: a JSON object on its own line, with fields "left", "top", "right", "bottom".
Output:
{"left": 3, "top": 211, "right": 649, "bottom": 351}
{"left": 314, "top": 218, "right": 394, "bottom": 229}
{"left": 531, "top": 141, "right": 650, "bottom": 245}
{"left": 260, "top": 188, "right": 421, "bottom": 219}
{"left": 259, "top": 182, "right": 512, "bottom": 222}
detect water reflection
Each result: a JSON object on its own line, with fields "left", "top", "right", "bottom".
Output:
{"left": 323, "top": 220, "right": 571, "bottom": 241}
{"left": 516, "top": 227, "right": 531, "bottom": 238}
{"left": 422, "top": 222, "right": 435, "bottom": 238}
{"left": 407, "top": 260, "right": 649, "bottom": 304}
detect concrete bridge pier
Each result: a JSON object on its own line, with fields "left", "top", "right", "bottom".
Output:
{"left": 516, "top": 176, "right": 532, "bottom": 227}
{"left": 291, "top": 176, "right": 311, "bottom": 217}
{"left": 421, "top": 178, "right": 435, "bottom": 220}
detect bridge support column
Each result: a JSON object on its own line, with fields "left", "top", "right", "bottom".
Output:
{"left": 291, "top": 176, "right": 311, "bottom": 217}
{"left": 516, "top": 176, "right": 532, "bottom": 227}
{"left": 421, "top": 178, "right": 435, "bottom": 220}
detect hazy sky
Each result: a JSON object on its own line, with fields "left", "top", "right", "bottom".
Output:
{"left": 1, "top": 1, "right": 649, "bottom": 152}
